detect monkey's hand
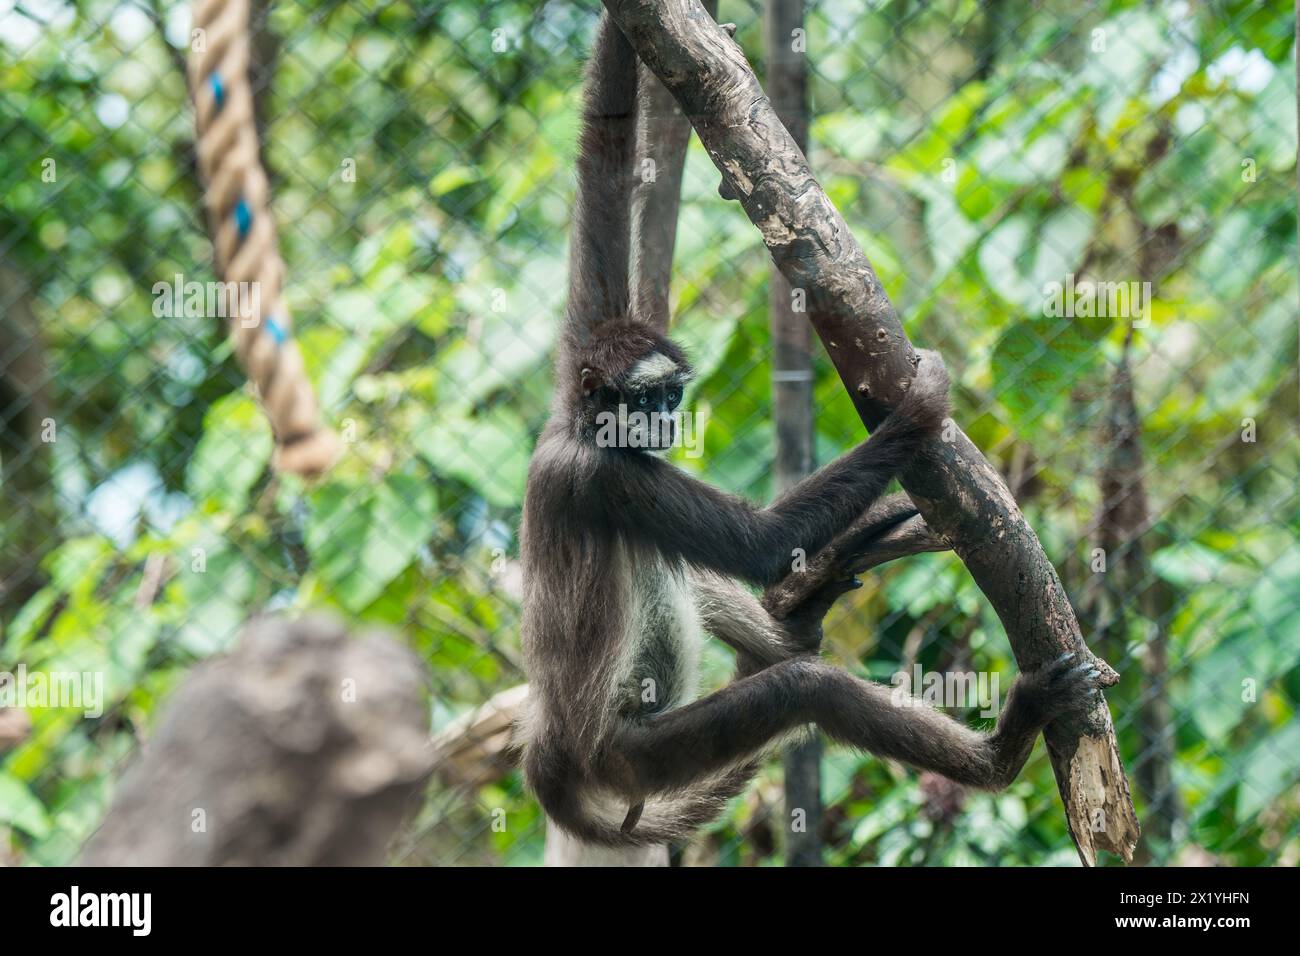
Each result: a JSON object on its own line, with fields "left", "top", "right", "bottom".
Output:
{"left": 762, "top": 494, "right": 949, "bottom": 624}
{"left": 896, "top": 348, "right": 951, "bottom": 434}
{"left": 1000, "top": 652, "right": 1113, "bottom": 735}
{"left": 982, "top": 651, "right": 1116, "bottom": 788}
{"left": 776, "top": 575, "right": 862, "bottom": 654}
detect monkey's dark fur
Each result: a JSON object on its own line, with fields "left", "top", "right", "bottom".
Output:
{"left": 518, "top": 14, "right": 1102, "bottom": 847}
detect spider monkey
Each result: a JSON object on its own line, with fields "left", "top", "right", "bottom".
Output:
{"left": 517, "top": 13, "right": 1102, "bottom": 847}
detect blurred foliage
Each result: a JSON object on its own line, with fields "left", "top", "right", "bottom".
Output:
{"left": 0, "top": 0, "right": 1297, "bottom": 866}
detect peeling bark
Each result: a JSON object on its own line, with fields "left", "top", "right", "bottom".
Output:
{"left": 431, "top": 683, "right": 526, "bottom": 790}
{"left": 603, "top": 0, "right": 1140, "bottom": 864}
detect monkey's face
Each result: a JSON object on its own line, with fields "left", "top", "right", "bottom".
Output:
{"left": 582, "top": 350, "right": 689, "bottom": 455}
{"left": 616, "top": 377, "right": 684, "bottom": 453}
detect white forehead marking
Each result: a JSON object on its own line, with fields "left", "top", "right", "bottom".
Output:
{"left": 625, "top": 352, "right": 679, "bottom": 388}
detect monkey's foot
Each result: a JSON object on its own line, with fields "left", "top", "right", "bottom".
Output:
{"left": 1009, "top": 652, "right": 1106, "bottom": 729}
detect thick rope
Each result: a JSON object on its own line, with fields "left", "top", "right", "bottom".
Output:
{"left": 187, "top": 0, "right": 337, "bottom": 478}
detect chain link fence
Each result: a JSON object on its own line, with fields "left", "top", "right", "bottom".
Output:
{"left": 1, "top": 0, "right": 1297, "bottom": 866}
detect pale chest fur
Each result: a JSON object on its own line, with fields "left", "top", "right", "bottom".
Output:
{"left": 618, "top": 555, "right": 702, "bottom": 716}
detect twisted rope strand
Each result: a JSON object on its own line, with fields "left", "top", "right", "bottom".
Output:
{"left": 188, "top": 0, "right": 338, "bottom": 477}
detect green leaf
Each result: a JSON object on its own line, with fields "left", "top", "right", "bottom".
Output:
{"left": 1195, "top": 210, "right": 1268, "bottom": 301}
{"left": 311, "top": 323, "right": 374, "bottom": 411}
{"left": 913, "top": 178, "right": 979, "bottom": 282}
{"left": 1151, "top": 542, "right": 1238, "bottom": 587}
{"left": 306, "top": 471, "right": 438, "bottom": 614}
{"left": 434, "top": 298, "right": 557, "bottom": 408}
{"left": 1249, "top": 542, "right": 1300, "bottom": 629}
{"left": 48, "top": 536, "right": 114, "bottom": 594}
{"left": 1203, "top": 298, "right": 1296, "bottom": 414}
{"left": 430, "top": 164, "right": 480, "bottom": 196}
{"left": 187, "top": 394, "right": 273, "bottom": 512}
{"left": 990, "top": 317, "right": 1097, "bottom": 422}
{"left": 671, "top": 301, "right": 743, "bottom": 388}
{"left": 326, "top": 278, "right": 448, "bottom": 341}
{"left": 1032, "top": 206, "right": 1096, "bottom": 293}
{"left": 971, "top": 87, "right": 1083, "bottom": 186}
{"left": 978, "top": 215, "right": 1036, "bottom": 307}
{"left": 175, "top": 540, "right": 257, "bottom": 658}
{"left": 1188, "top": 553, "right": 1300, "bottom": 741}
{"left": 886, "top": 85, "right": 987, "bottom": 178}
{"left": 414, "top": 406, "right": 530, "bottom": 508}
{"left": 1081, "top": 9, "right": 1172, "bottom": 134}
{"left": 0, "top": 772, "right": 52, "bottom": 839}
{"left": 3, "top": 586, "right": 58, "bottom": 660}
{"left": 815, "top": 113, "right": 884, "bottom": 163}
{"left": 355, "top": 221, "right": 414, "bottom": 286}
{"left": 1237, "top": 720, "right": 1300, "bottom": 820}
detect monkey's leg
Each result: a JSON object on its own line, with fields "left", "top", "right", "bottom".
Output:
{"left": 616, "top": 656, "right": 1102, "bottom": 796}
{"left": 692, "top": 570, "right": 802, "bottom": 676}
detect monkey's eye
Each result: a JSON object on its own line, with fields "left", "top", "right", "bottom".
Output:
{"left": 666, "top": 388, "right": 682, "bottom": 409}
{"left": 637, "top": 391, "right": 648, "bottom": 407}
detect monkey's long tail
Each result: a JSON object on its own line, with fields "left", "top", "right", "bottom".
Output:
{"left": 536, "top": 760, "right": 760, "bottom": 848}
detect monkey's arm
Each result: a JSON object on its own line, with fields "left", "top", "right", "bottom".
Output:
{"left": 600, "top": 353, "right": 949, "bottom": 587}
{"left": 691, "top": 571, "right": 803, "bottom": 676}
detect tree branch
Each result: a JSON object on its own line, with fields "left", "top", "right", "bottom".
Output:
{"left": 629, "top": 0, "right": 715, "bottom": 329}
{"left": 630, "top": 63, "right": 692, "bottom": 331}
{"left": 603, "top": 0, "right": 1139, "bottom": 865}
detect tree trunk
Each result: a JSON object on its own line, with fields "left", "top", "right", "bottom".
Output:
{"left": 0, "top": 260, "right": 53, "bottom": 619}
{"left": 1098, "top": 331, "right": 1176, "bottom": 846}
{"left": 763, "top": 0, "right": 822, "bottom": 868}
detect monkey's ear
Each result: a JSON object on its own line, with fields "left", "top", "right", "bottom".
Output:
{"left": 580, "top": 367, "right": 604, "bottom": 395}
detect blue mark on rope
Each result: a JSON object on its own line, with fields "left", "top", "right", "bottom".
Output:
{"left": 234, "top": 198, "right": 252, "bottom": 237}
{"left": 264, "top": 316, "right": 287, "bottom": 345}
{"left": 209, "top": 72, "right": 224, "bottom": 109}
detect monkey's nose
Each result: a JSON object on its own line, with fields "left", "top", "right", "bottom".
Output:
{"left": 656, "top": 407, "right": 675, "bottom": 448}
